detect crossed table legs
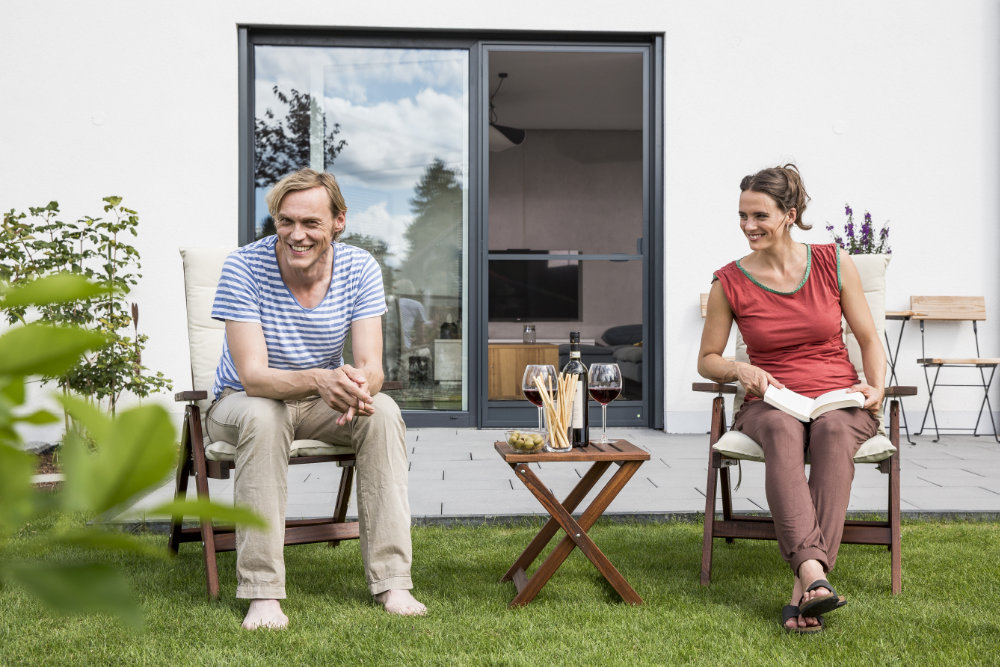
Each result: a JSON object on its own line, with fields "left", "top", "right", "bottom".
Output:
{"left": 494, "top": 439, "right": 650, "bottom": 607}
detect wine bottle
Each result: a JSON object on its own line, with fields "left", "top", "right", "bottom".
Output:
{"left": 562, "top": 331, "right": 590, "bottom": 447}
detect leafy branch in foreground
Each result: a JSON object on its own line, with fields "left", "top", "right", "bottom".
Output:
{"left": 0, "top": 197, "right": 172, "bottom": 417}
{"left": 0, "top": 274, "right": 265, "bottom": 627}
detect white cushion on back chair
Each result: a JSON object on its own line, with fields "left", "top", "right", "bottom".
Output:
{"left": 179, "top": 247, "right": 352, "bottom": 460}
{"left": 718, "top": 251, "right": 895, "bottom": 465}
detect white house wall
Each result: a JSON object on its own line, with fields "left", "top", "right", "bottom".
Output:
{"left": 1, "top": 0, "right": 997, "bottom": 434}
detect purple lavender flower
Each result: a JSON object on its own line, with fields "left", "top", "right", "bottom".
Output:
{"left": 845, "top": 205, "right": 853, "bottom": 216}
{"left": 864, "top": 212, "right": 872, "bottom": 223}
{"left": 861, "top": 219, "right": 873, "bottom": 246}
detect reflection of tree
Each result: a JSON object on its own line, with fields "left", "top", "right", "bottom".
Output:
{"left": 397, "top": 159, "right": 463, "bottom": 301}
{"left": 340, "top": 232, "right": 394, "bottom": 294}
{"left": 254, "top": 86, "right": 347, "bottom": 188}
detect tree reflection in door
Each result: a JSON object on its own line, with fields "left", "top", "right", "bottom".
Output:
{"left": 252, "top": 46, "right": 469, "bottom": 411}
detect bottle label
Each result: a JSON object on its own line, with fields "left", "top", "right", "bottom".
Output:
{"left": 570, "top": 377, "right": 585, "bottom": 427}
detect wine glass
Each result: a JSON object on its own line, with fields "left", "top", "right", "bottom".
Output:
{"left": 588, "top": 363, "right": 622, "bottom": 444}
{"left": 522, "top": 364, "right": 557, "bottom": 431}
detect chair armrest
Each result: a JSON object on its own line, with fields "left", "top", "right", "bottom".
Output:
{"left": 175, "top": 390, "right": 208, "bottom": 402}
{"left": 884, "top": 385, "right": 917, "bottom": 398}
{"left": 692, "top": 382, "right": 738, "bottom": 394}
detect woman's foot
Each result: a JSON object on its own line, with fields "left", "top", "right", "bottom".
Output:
{"left": 797, "top": 559, "right": 845, "bottom": 617}
{"left": 782, "top": 604, "right": 823, "bottom": 633}
{"left": 784, "top": 576, "right": 822, "bottom": 632}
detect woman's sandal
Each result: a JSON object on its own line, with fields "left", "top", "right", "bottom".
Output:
{"left": 782, "top": 605, "right": 824, "bottom": 634}
{"left": 799, "top": 578, "right": 846, "bottom": 618}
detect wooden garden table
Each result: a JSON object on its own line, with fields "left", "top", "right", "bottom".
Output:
{"left": 494, "top": 438, "right": 650, "bottom": 607}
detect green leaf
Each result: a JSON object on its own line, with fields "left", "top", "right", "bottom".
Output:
{"left": 13, "top": 409, "right": 60, "bottom": 425}
{"left": 61, "top": 404, "right": 176, "bottom": 514}
{"left": 0, "top": 443, "right": 36, "bottom": 538}
{"left": 7, "top": 561, "right": 141, "bottom": 627}
{"left": 46, "top": 528, "right": 165, "bottom": 558}
{"left": 0, "top": 273, "right": 108, "bottom": 309}
{"left": 147, "top": 498, "right": 268, "bottom": 530}
{"left": 0, "top": 324, "right": 108, "bottom": 377}
{"left": 55, "top": 394, "right": 112, "bottom": 448}
{"left": 0, "top": 376, "right": 26, "bottom": 405}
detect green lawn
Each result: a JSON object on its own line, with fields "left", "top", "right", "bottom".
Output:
{"left": 2, "top": 519, "right": 998, "bottom": 666}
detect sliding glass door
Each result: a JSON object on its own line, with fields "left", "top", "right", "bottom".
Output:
{"left": 240, "top": 30, "right": 662, "bottom": 429}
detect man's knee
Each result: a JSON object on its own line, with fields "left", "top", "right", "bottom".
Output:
{"left": 370, "top": 393, "right": 404, "bottom": 430}
{"left": 210, "top": 393, "right": 293, "bottom": 440}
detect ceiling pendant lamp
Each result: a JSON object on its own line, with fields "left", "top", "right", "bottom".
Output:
{"left": 489, "top": 72, "right": 525, "bottom": 152}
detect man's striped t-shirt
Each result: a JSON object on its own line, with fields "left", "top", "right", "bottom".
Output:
{"left": 210, "top": 236, "right": 386, "bottom": 398}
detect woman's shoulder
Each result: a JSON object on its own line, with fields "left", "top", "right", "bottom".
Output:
{"left": 713, "top": 258, "right": 742, "bottom": 280}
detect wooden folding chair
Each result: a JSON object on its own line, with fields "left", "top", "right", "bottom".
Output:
{"left": 695, "top": 254, "right": 916, "bottom": 594}
{"left": 167, "top": 247, "right": 360, "bottom": 598}
{"left": 911, "top": 295, "right": 1000, "bottom": 442}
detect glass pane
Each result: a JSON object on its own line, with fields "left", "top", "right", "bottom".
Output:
{"left": 254, "top": 46, "right": 469, "bottom": 410}
{"left": 486, "top": 258, "right": 643, "bottom": 401}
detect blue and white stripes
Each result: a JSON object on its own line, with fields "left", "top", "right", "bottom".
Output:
{"left": 210, "top": 235, "right": 386, "bottom": 398}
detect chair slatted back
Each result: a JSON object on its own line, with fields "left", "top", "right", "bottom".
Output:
{"left": 910, "top": 295, "right": 986, "bottom": 321}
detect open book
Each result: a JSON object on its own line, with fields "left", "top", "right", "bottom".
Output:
{"left": 763, "top": 386, "right": 866, "bottom": 422}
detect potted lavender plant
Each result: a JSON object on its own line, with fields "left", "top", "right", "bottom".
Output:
{"left": 827, "top": 204, "right": 893, "bottom": 382}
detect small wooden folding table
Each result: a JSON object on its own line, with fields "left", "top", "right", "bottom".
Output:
{"left": 494, "top": 439, "right": 650, "bottom": 607}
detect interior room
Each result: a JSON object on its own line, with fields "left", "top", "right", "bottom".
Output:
{"left": 486, "top": 49, "right": 647, "bottom": 401}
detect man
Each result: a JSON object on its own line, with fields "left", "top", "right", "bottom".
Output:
{"left": 207, "top": 168, "right": 426, "bottom": 629}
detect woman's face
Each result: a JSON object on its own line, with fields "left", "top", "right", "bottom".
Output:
{"left": 738, "top": 190, "right": 794, "bottom": 250}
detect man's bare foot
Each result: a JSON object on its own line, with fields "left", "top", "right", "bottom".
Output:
{"left": 375, "top": 589, "right": 427, "bottom": 616}
{"left": 242, "top": 599, "right": 289, "bottom": 630}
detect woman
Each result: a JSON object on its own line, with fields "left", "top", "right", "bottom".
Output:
{"left": 697, "top": 164, "right": 885, "bottom": 633}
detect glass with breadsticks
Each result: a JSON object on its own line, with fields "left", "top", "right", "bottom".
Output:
{"left": 531, "top": 371, "right": 578, "bottom": 452}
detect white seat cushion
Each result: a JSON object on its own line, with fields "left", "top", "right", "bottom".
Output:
{"left": 712, "top": 430, "right": 896, "bottom": 464}
{"left": 204, "top": 439, "right": 354, "bottom": 461}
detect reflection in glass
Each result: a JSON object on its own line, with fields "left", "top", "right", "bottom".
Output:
{"left": 254, "top": 46, "right": 469, "bottom": 411}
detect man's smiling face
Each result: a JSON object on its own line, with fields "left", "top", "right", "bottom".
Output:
{"left": 274, "top": 186, "right": 345, "bottom": 275}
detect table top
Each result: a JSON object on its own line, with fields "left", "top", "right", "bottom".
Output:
{"left": 494, "top": 438, "right": 650, "bottom": 463}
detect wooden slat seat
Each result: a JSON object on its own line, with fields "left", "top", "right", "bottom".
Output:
{"left": 911, "top": 296, "right": 998, "bottom": 442}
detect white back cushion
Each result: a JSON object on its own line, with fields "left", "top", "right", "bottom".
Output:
{"left": 179, "top": 247, "right": 231, "bottom": 410}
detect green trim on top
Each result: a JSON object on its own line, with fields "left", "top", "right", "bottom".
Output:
{"left": 835, "top": 245, "right": 842, "bottom": 291}
{"left": 735, "top": 244, "right": 812, "bottom": 295}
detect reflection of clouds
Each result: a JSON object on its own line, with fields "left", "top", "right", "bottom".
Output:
{"left": 255, "top": 46, "right": 466, "bottom": 100}
{"left": 328, "top": 88, "right": 466, "bottom": 190}
{"left": 254, "top": 46, "right": 468, "bottom": 192}
{"left": 346, "top": 202, "right": 412, "bottom": 268}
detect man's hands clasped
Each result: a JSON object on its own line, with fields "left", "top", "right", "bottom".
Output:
{"left": 317, "top": 365, "right": 376, "bottom": 425}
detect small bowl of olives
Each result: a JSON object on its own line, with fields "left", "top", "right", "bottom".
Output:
{"left": 505, "top": 429, "right": 546, "bottom": 453}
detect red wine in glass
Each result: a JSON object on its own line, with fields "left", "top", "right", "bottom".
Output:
{"left": 521, "top": 364, "right": 557, "bottom": 432}
{"left": 587, "top": 363, "right": 622, "bottom": 444}
{"left": 589, "top": 386, "right": 621, "bottom": 405}
{"left": 523, "top": 388, "right": 545, "bottom": 407}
